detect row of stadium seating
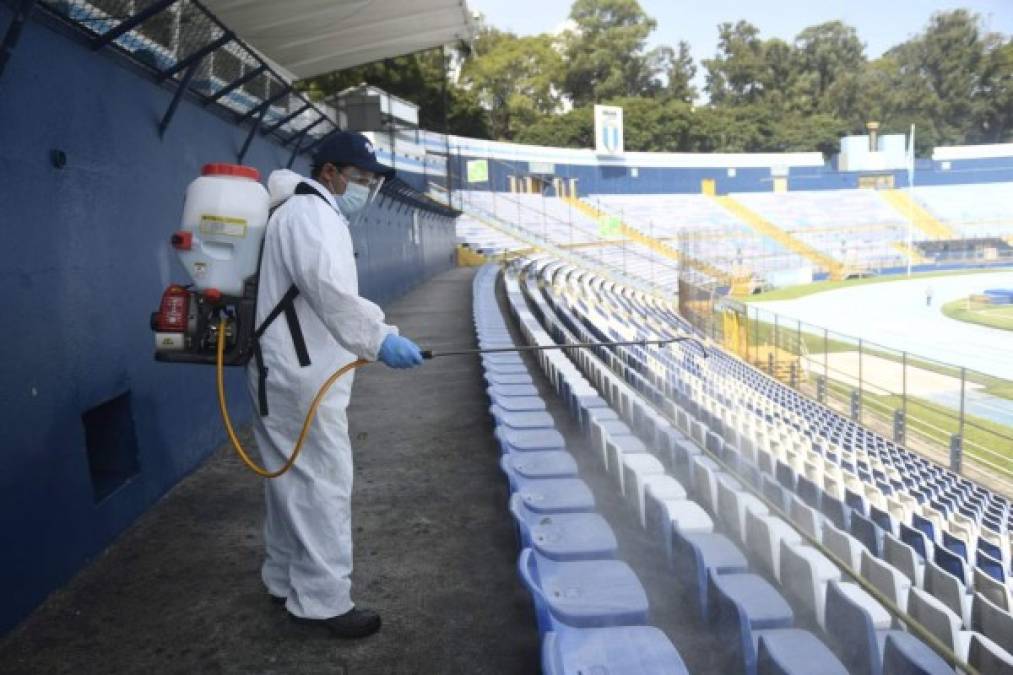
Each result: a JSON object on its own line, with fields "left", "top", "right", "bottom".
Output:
{"left": 488, "top": 257, "right": 1013, "bottom": 673}
{"left": 471, "top": 265, "right": 691, "bottom": 673}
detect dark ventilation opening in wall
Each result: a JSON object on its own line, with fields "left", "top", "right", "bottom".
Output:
{"left": 82, "top": 392, "right": 141, "bottom": 503}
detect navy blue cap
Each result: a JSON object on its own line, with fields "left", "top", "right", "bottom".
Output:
{"left": 312, "top": 131, "right": 394, "bottom": 178}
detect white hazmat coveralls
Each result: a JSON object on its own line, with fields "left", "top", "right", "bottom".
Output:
{"left": 246, "top": 169, "right": 395, "bottom": 619}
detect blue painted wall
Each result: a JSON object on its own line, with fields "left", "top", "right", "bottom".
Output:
{"left": 0, "top": 7, "right": 455, "bottom": 635}
{"left": 449, "top": 153, "right": 1013, "bottom": 195}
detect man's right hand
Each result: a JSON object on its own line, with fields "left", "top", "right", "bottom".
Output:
{"left": 377, "top": 334, "right": 424, "bottom": 369}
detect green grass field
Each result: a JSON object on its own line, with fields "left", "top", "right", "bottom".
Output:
{"left": 745, "top": 267, "right": 1012, "bottom": 302}
{"left": 942, "top": 297, "right": 1013, "bottom": 332}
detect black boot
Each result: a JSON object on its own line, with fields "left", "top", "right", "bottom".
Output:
{"left": 290, "top": 607, "right": 382, "bottom": 638}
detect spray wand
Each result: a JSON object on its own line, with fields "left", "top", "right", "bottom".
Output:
{"left": 215, "top": 320, "right": 705, "bottom": 479}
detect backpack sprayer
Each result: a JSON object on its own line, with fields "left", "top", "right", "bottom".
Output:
{"left": 151, "top": 163, "right": 706, "bottom": 478}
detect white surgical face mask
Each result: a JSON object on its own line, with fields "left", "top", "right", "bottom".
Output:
{"left": 336, "top": 181, "right": 370, "bottom": 216}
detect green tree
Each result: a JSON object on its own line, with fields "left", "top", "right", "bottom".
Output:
{"left": 458, "top": 28, "right": 564, "bottom": 140}
{"left": 561, "top": 0, "right": 663, "bottom": 106}
{"left": 665, "top": 40, "right": 698, "bottom": 103}
{"left": 793, "top": 21, "right": 866, "bottom": 111}
{"left": 703, "top": 21, "right": 768, "bottom": 105}
{"left": 513, "top": 106, "right": 594, "bottom": 148}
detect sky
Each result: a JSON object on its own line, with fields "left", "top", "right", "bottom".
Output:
{"left": 466, "top": 0, "right": 1013, "bottom": 94}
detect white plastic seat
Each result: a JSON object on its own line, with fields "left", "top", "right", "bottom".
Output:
{"left": 907, "top": 586, "right": 975, "bottom": 661}
{"left": 690, "top": 454, "right": 724, "bottom": 515}
{"left": 639, "top": 475, "right": 687, "bottom": 529}
{"left": 716, "top": 474, "right": 765, "bottom": 542}
{"left": 883, "top": 532, "right": 925, "bottom": 588}
{"left": 620, "top": 452, "right": 665, "bottom": 512}
{"left": 745, "top": 506, "right": 800, "bottom": 582}
{"left": 924, "top": 559, "right": 972, "bottom": 627}
{"left": 789, "top": 495, "right": 822, "bottom": 541}
{"left": 822, "top": 523, "right": 865, "bottom": 573}
{"left": 860, "top": 548, "right": 912, "bottom": 613}
{"left": 780, "top": 541, "right": 842, "bottom": 630}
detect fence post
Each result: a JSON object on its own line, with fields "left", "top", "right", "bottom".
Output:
{"left": 817, "top": 375, "right": 826, "bottom": 403}
{"left": 893, "top": 409, "right": 906, "bottom": 444}
{"left": 823, "top": 328, "right": 829, "bottom": 386}
{"left": 902, "top": 351, "right": 908, "bottom": 421}
{"left": 851, "top": 389, "right": 861, "bottom": 421}
{"left": 857, "top": 338, "right": 863, "bottom": 423}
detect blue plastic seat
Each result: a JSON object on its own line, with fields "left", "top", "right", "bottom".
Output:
{"left": 516, "top": 478, "right": 596, "bottom": 515}
{"left": 880, "top": 632, "right": 954, "bottom": 675}
{"left": 708, "top": 569, "right": 795, "bottom": 675}
{"left": 757, "top": 629, "right": 848, "bottom": 675}
{"left": 976, "top": 549, "right": 1005, "bottom": 583}
{"left": 541, "top": 625, "right": 689, "bottom": 675}
{"left": 519, "top": 548, "right": 649, "bottom": 634}
{"left": 869, "top": 506, "right": 893, "bottom": 534}
{"left": 484, "top": 371, "right": 534, "bottom": 386}
{"left": 850, "top": 512, "right": 883, "bottom": 557}
{"left": 825, "top": 580, "right": 908, "bottom": 675}
{"left": 495, "top": 426, "right": 566, "bottom": 453}
{"left": 911, "top": 513, "right": 935, "bottom": 543}
{"left": 845, "top": 489, "right": 867, "bottom": 515}
{"left": 775, "top": 462, "right": 796, "bottom": 491}
{"left": 933, "top": 544, "right": 968, "bottom": 585}
{"left": 501, "top": 451, "right": 578, "bottom": 490}
{"left": 797, "top": 476, "right": 821, "bottom": 510}
{"left": 487, "top": 394, "right": 546, "bottom": 412}
{"left": 671, "top": 530, "right": 749, "bottom": 620}
{"left": 899, "top": 522, "right": 929, "bottom": 560}
{"left": 941, "top": 530, "right": 968, "bottom": 562}
{"left": 487, "top": 383, "right": 539, "bottom": 398}
{"left": 490, "top": 406, "right": 555, "bottom": 430}
{"left": 509, "top": 494, "right": 617, "bottom": 561}
{"left": 821, "top": 494, "right": 850, "bottom": 531}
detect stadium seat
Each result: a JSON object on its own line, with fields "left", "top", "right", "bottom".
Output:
{"left": 518, "top": 548, "right": 649, "bottom": 634}
{"left": 541, "top": 625, "right": 689, "bottom": 675}
{"left": 745, "top": 507, "right": 801, "bottom": 582}
{"left": 500, "top": 451, "right": 578, "bottom": 491}
{"left": 779, "top": 541, "right": 841, "bottom": 630}
{"left": 972, "top": 591, "right": 1013, "bottom": 656}
{"left": 967, "top": 633, "right": 1013, "bottom": 675}
{"left": 496, "top": 426, "right": 566, "bottom": 454}
{"left": 516, "top": 478, "right": 596, "bottom": 515}
{"left": 880, "top": 632, "right": 954, "bottom": 675}
{"left": 756, "top": 629, "right": 849, "bottom": 675}
{"left": 509, "top": 494, "right": 617, "bottom": 561}
{"left": 824, "top": 581, "right": 908, "bottom": 675}
{"left": 671, "top": 530, "right": 749, "bottom": 620}
{"left": 633, "top": 474, "right": 686, "bottom": 529}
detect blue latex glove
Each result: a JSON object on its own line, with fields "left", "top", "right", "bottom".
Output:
{"left": 377, "top": 334, "right": 424, "bottom": 369}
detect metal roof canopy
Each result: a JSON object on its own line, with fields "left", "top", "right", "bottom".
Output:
{"left": 201, "top": 0, "right": 475, "bottom": 80}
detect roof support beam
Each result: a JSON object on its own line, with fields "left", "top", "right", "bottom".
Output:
{"left": 158, "top": 31, "right": 233, "bottom": 81}
{"left": 92, "top": 0, "right": 179, "bottom": 50}
{"left": 158, "top": 55, "right": 205, "bottom": 137}
{"left": 202, "top": 64, "right": 266, "bottom": 106}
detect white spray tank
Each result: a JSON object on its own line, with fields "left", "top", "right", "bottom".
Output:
{"left": 173, "top": 163, "right": 269, "bottom": 297}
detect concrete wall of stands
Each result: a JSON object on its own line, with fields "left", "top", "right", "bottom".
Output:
{"left": 0, "top": 7, "right": 455, "bottom": 635}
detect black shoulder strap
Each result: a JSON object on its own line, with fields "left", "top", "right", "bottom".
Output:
{"left": 253, "top": 181, "right": 332, "bottom": 416}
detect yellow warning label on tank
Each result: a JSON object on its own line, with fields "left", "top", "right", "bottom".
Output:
{"left": 199, "top": 214, "right": 247, "bottom": 237}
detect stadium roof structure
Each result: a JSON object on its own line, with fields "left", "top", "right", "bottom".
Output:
{"left": 201, "top": 0, "right": 477, "bottom": 79}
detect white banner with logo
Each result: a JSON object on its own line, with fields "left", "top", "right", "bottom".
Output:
{"left": 594, "top": 105, "right": 624, "bottom": 156}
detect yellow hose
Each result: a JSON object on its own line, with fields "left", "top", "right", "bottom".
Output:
{"left": 216, "top": 318, "right": 368, "bottom": 478}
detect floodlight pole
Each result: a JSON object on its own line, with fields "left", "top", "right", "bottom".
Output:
{"left": 906, "top": 124, "right": 916, "bottom": 278}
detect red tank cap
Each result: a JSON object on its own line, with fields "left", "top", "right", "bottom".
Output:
{"left": 203, "top": 288, "right": 223, "bottom": 302}
{"left": 201, "top": 163, "right": 260, "bottom": 181}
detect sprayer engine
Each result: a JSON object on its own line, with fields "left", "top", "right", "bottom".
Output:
{"left": 150, "top": 277, "right": 258, "bottom": 365}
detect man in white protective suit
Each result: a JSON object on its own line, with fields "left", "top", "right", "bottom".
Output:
{"left": 248, "top": 131, "right": 424, "bottom": 638}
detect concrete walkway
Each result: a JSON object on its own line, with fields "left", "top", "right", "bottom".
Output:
{"left": 0, "top": 267, "right": 539, "bottom": 674}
